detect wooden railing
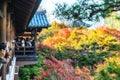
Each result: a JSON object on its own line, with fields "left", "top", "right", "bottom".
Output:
{"left": 15, "top": 46, "right": 35, "bottom": 55}
{"left": 0, "top": 50, "right": 17, "bottom": 80}
{"left": 15, "top": 46, "right": 38, "bottom": 61}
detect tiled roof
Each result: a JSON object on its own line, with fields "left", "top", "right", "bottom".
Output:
{"left": 73, "top": 21, "right": 91, "bottom": 27}
{"left": 28, "top": 10, "right": 50, "bottom": 28}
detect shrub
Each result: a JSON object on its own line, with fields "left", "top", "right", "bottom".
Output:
{"left": 37, "top": 24, "right": 120, "bottom": 76}
{"left": 94, "top": 56, "right": 120, "bottom": 80}
{"left": 40, "top": 55, "right": 92, "bottom": 80}
{"left": 19, "top": 55, "right": 43, "bottom": 79}
{"left": 19, "top": 68, "right": 31, "bottom": 80}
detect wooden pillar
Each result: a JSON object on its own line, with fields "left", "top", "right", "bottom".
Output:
{"left": 11, "top": 21, "right": 15, "bottom": 40}
{"left": 9, "top": 20, "right": 16, "bottom": 50}
{"left": 10, "top": 20, "right": 13, "bottom": 41}
{"left": 34, "top": 28, "right": 37, "bottom": 54}
{"left": 7, "top": 13, "right": 11, "bottom": 41}
{"left": 32, "top": 28, "right": 37, "bottom": 54}
{"left": 34, "top": 28, "right": 37, "bottom": 40}
{"left": 0, "top": 1, "right": 7, "bottom": 42}
{"left": 0, "top": 1, "right": 7, "bottom": 80}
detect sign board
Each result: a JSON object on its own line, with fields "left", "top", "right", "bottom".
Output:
{"left": 0, "top": 10, "right": 3, "bottom": 18}
{"left": 31, "top": 28, "right": 37, "bottom": 35}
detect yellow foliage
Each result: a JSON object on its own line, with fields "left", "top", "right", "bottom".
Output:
{"left": 95, "top": 56, "right": 120, "bottom": 73}
{"left": 75, "top": 66, "right": 81, "bottom": 75}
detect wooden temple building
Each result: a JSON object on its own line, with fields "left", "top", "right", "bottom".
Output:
{"left": 0, "top": 0, "right": 50, "bottom": 80}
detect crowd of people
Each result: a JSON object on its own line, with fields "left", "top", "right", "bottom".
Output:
{"left": 15, "top": 37, "right": 34, "bottom": 48}
{"left": 0, "top": 41, "right": 12, "bottom": 63}
{"left": 0, "top": 37, "right": 35, "bottom": 62}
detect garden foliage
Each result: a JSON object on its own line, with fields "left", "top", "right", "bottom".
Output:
{"left": 19, "top": 55, "right": 43, "bottom": 80}
{"left": 37, "top": 22, "right": 120, "bottom": 79}
{"left": 40, "top": 55, "right": 92, "bottom": 80}
{"left": 20, "top": 22, "right": 120, "bottom": 80}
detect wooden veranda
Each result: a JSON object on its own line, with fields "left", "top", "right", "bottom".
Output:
{"left": 0, "top": 0, "right": 50, "bottom": 80}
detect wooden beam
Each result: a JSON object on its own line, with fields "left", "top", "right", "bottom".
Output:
{"left": 13, "top": 0, "right": 36, "bottom": 35}
{"left": 21, "top": 34, "right": 35, "bottom": 36}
